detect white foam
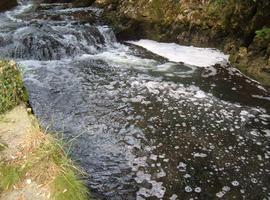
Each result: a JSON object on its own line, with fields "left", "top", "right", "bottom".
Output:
{"left": 252, "top": 95, "right": 270, "bottom": 101}
{"left": 5, "top": 4, "right": 33, "bottom": 23}
{"left": 128, "top": 39, "right": 229, "bottom": 67}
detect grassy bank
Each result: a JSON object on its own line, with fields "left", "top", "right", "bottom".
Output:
{"left": 0, "top": 61, "right": 89, "bottom": 200}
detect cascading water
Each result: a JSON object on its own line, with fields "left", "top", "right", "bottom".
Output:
{"left": 0, "top": 2, "right": 270, "bottom": 199}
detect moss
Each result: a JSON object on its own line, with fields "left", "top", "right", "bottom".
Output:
{"left": 0, "top": 60, "right": 29, "bottom": 114}
{"left": 256, "top": 28, "right": 270, "bottom": 40}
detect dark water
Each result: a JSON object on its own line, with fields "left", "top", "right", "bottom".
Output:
{"left": 0, "top": 2, "right": 270, "bottom": 199}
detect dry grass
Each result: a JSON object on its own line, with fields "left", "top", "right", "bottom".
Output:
{"left": 0, "top": 106, "right": 89, "bottom": 200}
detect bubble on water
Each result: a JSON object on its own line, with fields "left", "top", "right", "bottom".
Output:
{"left": 231, "top": 181, "right": 239, "bottom": 186}
{"left": 137, "top": 180, "right": 166, "bottom": 198}
{"left": 157, "top": 169, "right": 166, "bottom": 178}
{"left": 194, "top": 187, "right": 202, "bottom": 193}
{"left": 222, "top": 186, "right": 230, "bottom": 192}
{"left": 193, "top": 153, "right": 207, "bottom": 158}
{"left": 150, "top": 154, "right": 158, "bottom": 161}
{"left": 250, "top": 130, "right": 260, "bottom": 137}
{"left": 177, "top": 162, "right": 187, "bottom": 172}
{"left": 184, "top": 174, "right": 191, "bottom": 178}
{"left": 251, "top": 178, "right": 258, "bottom": 184}
{"left": 159, "top": 154, "right": 165, "bottom": 159}
{"left": 216, "top": 191, "right": 225, "bottom": 198}
{"left": 256, "top": 142, "right": 262, "bottom": 146}
{"left": 169, "top": 194, "right": 178, "bottom": 200}
{"left": 185, "top": 186, "right": 193, "bottom": 193}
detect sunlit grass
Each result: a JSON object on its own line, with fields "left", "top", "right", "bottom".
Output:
{"left": 52, "top": 169, "right": 89, "bottom": 200}
{"left": 0, "top": 164, "right": 22, "bottom": 191}
{"left": 0, "top": 134, "right": 89, "bottom": 200}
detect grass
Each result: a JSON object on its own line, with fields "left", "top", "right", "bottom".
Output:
{"left": 0, "top": 164, "right": 22, "bottom": 191}
{"left": 0, "top": 135, "right": 89, "bottom": 200}
{"left": 0, "top": 60, "right": 28, "bottom": 114}
{"left": 32, "top": 137, "right": 89, "bottom": 200}
{"left": 52, "top": 169, "right": 89, "bottom": 200}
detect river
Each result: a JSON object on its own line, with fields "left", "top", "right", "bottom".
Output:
{"left": 0, "top": 1, "right": 270, "bottom": 199}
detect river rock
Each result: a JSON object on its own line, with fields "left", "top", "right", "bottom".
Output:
{"left": 38, "top": 0, "right": 95, "bottom": 7}
{"left": 0, "top": 0, "right": 17, "bottom": 11}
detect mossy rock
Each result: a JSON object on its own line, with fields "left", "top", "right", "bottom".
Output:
{"left": 0, "top": 60, "right": 28, "bottom": 114}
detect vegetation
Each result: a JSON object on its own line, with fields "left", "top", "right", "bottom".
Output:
{"left": 0, "top": 164, "right": 22, "bottom": 191}
{"left": 256, "top": 28, "right": 270, "bottom": 40}
{"left": 0, "top": 60, "right": 89, "bottom": 199}
{"left": 0, "top": 136, "right": 89, "bottom": 199}
{"left": 52, "top": 169, "right": 89, "bottom": 200}
{"left": 98, "top": 0, "right": 270, "bottom": 85}
{"left": 0, "top": 60, "right": 28, "bottom": 114}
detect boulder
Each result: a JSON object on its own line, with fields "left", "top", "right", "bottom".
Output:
{"left": 73, "top": 0, "right": 95, "bottom": 7}
{"left": 0, "top": 0, "right": 17, "bottom": 11}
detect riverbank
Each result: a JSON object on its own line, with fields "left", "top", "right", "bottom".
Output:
{"left": 0, "top": 61, "right": 89, "bottom": 200}
{"left": 96, "top": 0, "right": 270, "bottom": 86}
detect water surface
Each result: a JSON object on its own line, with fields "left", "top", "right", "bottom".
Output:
{"left": 0, "top": 2, "right": 270, "bottom": 199}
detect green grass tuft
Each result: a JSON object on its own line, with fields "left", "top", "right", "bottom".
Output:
{"left": 45, "top": 139, "right": 90, "bottom": 200}
{"left": 0, "top": 164, "right": 23, "bottom": 191}
{"left": 52, "top": 169, "right": 89, "bottom": 200}
{"left": 0, "top": 136, "right": 89, "bottom": 199}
